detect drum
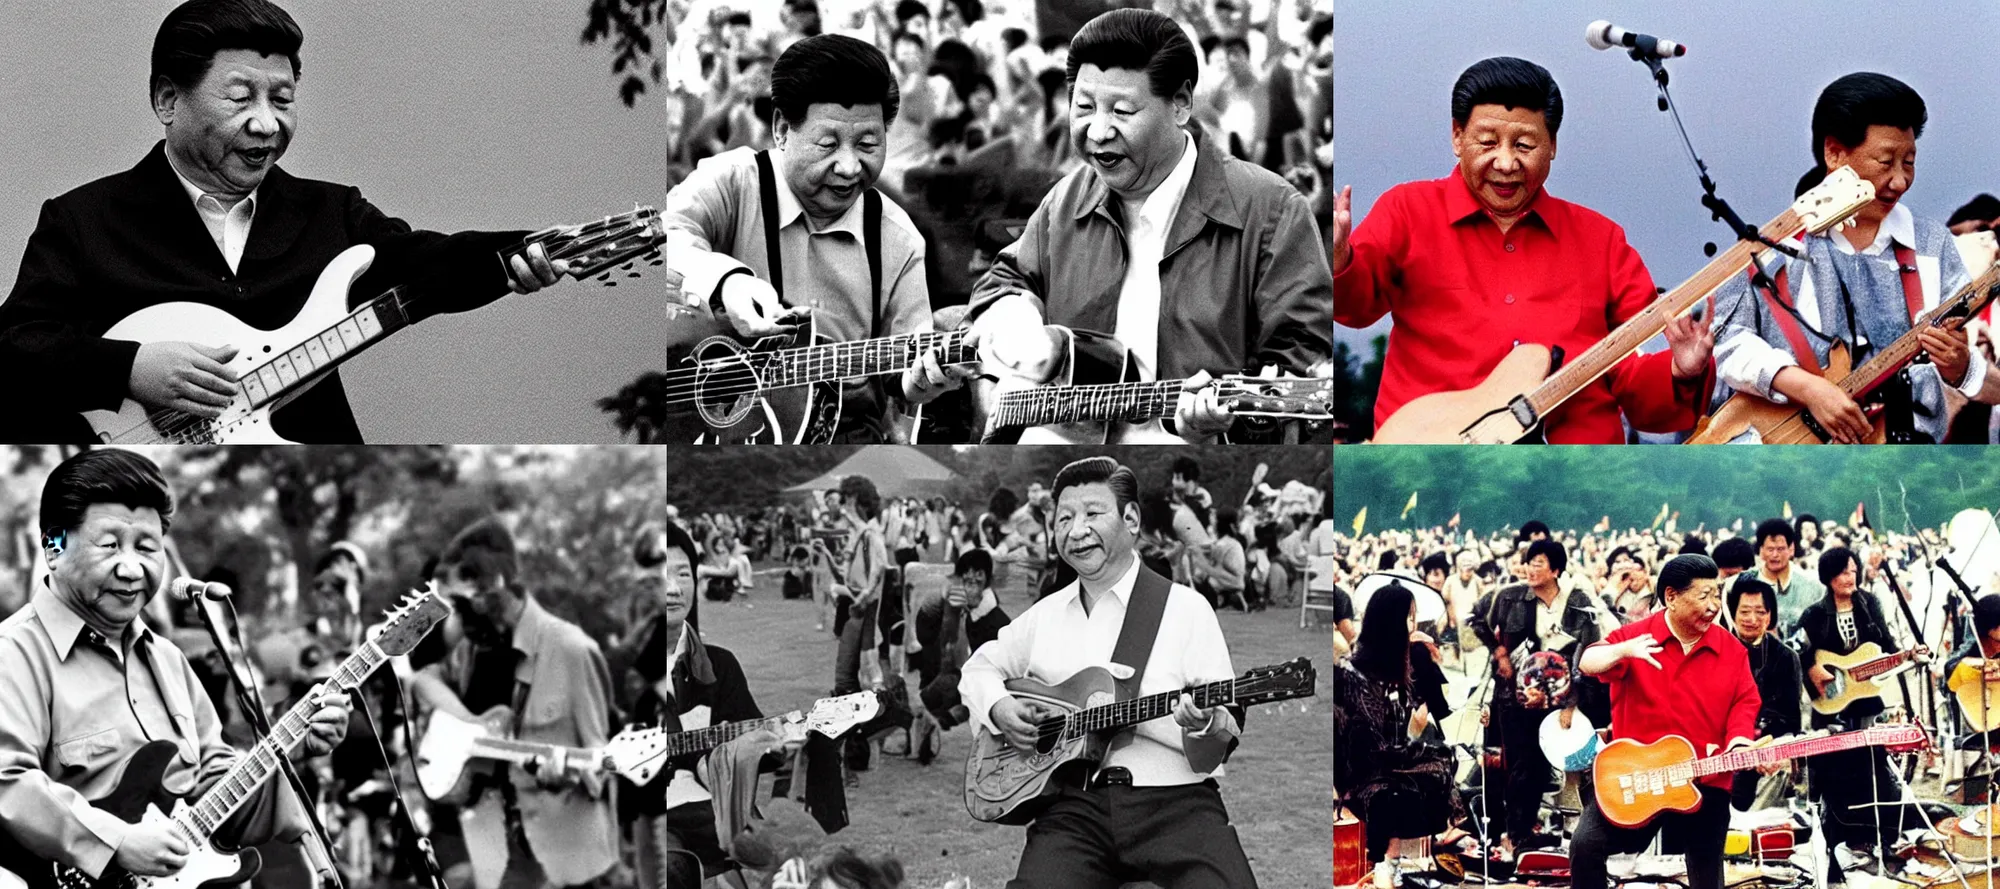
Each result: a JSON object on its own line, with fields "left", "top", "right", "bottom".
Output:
{"left": 1539, "top": 709, "right": 1601, "bottom": 772}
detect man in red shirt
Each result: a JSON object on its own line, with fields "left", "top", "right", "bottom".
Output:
{"left": 1570, "top": 554, "right": 1767, "bottom": 889}
{"left": 1332, "top": 56, "right": 1714, "bottom": 443}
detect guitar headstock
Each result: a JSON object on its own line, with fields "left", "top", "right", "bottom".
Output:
{"left": 602, "top": 725, "right": 672, "bottom": 786}
{"left": 530, "top": 206, "right": 668, "bottom": 282}
{"left": 1233, "top": 658, "right": 1318, "bottom": 707}
{"left": 800, "top": 692, "right": 882, "bottom": 738}
{"left": 369, "top": 584, "right": 451, "bottom": 657}
{"left": 1869, "top": 721, "right": 1931, "bottom": 753}
{"left": 1792, "top": 166, "right": 1875, "bottom": 235}
{"left": 1214, "top": 372, "right": 1335, "bottom": 420}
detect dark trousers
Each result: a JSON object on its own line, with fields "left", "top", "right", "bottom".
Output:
{"left": 1499, "top": 706, "right": 1555, "bottom": 845}
{"left": 1571, "top": 782, "right": 1731, "bottom": 889}
{"left": 1007, "top": 781, "right": 1258, "bottom": 889}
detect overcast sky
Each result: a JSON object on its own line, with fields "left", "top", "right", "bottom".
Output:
{"left": 1, "top": 1, "right": 669, "bottom": 442}
{"left": 1335, "top": 0, "right": 2000, "bottom": 355}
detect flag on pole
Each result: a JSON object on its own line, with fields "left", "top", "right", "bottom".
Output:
{"left": 1449, "top": 512, "right": 1461, "bottom": 529}
{"left": 1852, "top": 502, "right": 1874, "bottom": 542}
{"left": 1401, "top": 491, "right": 1419, "bottom": 520}
{"left": 1650, "top": 502, "right": 1669, "bottom": 530}
{"left": 1783, "top": 501, "right": 1793, "bottom": 520}
{"left": 1352, "top": 507, "right": 1367, "bottom": 537}
{"left": 1667, "top": 511, "right": 1681, "bottom": 535}
{"left": 1733, "top": 518, "right": 1744, "bottom": 532}
{"left": 1594, "top": 516, "right": 1611, "bottom": 533}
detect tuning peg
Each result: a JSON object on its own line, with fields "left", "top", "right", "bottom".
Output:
{"left": 598, "top": 273, "right": 611, "bottom": 282}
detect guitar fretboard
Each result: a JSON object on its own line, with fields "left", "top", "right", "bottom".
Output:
{"left": 994, "top": 380, "right": 1184, "bottom": 427}
{"left": 760, "top": 331, "right": 975, "bottom": 389}
{"left": 175, "top": 642, "right": 388, "bottom": 840}
{"left": 1056, "top": 677, "right": 1246, "bottom": 739}
{"left": 472, "top": 737, "right": 598, "bottom": 766}
{"left": 1845, "top": 651, "right": 1914, "bottom": 683}
{"left": 236, "top": 292, "right": 414, "bottom": 410}
{"left": 1840, "top": 263, "right": 2000, "bottom": 401}
{"left": 664, "top": 714, "right": 789, "bottom": 759}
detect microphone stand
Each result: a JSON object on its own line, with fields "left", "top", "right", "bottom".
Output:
{"left": 189, "top": 591, "right": 345, "bottom": 889}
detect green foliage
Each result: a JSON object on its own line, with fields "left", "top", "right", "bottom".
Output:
{"left": 582, "top": 0, "right": 675, "bottom": 106}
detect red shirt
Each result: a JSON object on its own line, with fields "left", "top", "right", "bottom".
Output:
{"left": 1589, "top": 611, "right": 1761, "bottom": 790}
{"left": 1335, "top": 173, "right": 1710, "bottom": 443}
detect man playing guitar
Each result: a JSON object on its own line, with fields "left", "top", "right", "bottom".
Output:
{"left": 959, "top": 457, "right": 1256, "bottom": 888}
{"left": 1573, "top": 555, "right": 1768, "bottom": 889}
{"left": 0, "top": 0, "right": 574, "bottom": 444}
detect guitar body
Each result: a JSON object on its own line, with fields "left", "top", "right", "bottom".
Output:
{"left": 415, "top": 705, "right": 514, "bottom": 803}
{"left": 1811, "top": 643, "right": 1896, "bottom": 715}
{"left": 1592, "top": 734, "right": 1704, "bottom": 828}
{"left": 78, "top": 246, "right": 377, "bottom": 445}
{"left": 1949, "top": 661, "right": 2000, "bottom": 733}
{"left": 964, "top": 667, "right": 1117, "bottom": 825}
{"left": 659, "top": 312, "right": 839, "bottom": 444}
{"left": 11, "top": 741, "right": 263, "bottom": 889}
{"left": 1690, "top": 343, "right": 1887, "bottom": 445}
{"left": 1372, "top": 344, "right": 1552, "bottom": 444}
{"left": 975, "top": 331, "right": 1180, "bottom": 445}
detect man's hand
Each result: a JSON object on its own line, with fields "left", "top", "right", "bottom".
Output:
{"left": 296, "top": 685, "right": 350, "bottom": 758}
{"left": 1786, "top": 371, "right": 1872, "bottom": 444}
{"left": 1919, "top": 327, "right": 1973, "bottom": 387}
{"left": 1406, "top": 703, "right": 1431, "bottom": 740}
{"left": 1620, "top": 636, "right": 1664, "bottom": 670}
{"left": 1520, "top": 688, "right": 1547, "bottom": 708}
{"left": 1174, "top": 372, "right": 1233, "bottom": 442}
{"left": 1808, "top": 663, "right": 1834, "bottom": 696}
{"left": 1330, "top": 185, "right": 1352, "bottom": 275}
{"left": 130, "top": 341, "right": 240, "bottom": 418}
{"left": 1493, "top": 647, "right": 1514, "bottom": 682}
{"left": 715, "top": 272, "right": 811, "bottom": 339}
{"left": 903, "top": 329, "right": 979, "bottom": 405}
{"left": 1173, "top": 693, "right": 1232, "bottom": 737}
{"left": 504, "top": 242, "right": 572, "bottom": 295}
{"left": 1558, "top": 705, "right": 1577, "bottom": 731}
{"left": 524, "top": 754, "right": 578, "bottom": 791}
{"left": 1664, "top": 302, "right": 1715, "bottom": 380}
{"left": 970, "top": 293, "right": 1065, "bottom": 384}
{"left": 114, "top": 820, "right": 191, "bottom": 877}
{"left": 990, "top": 696, "right": 1051, "bottom": 754}
{"left": 772, "top": 857, "right": 811, "bottom": 889}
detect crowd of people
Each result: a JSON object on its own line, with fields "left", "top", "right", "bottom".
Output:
{"left": 1333, "top": 510, "right": 2000, "bottom": 889}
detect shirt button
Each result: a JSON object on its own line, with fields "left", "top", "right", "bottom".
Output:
{"left": 1505, "top": 294, "right": 1517, "bottom": 305}
{"left": 1505, "top": 243, "right": 1516, "bottom": 253}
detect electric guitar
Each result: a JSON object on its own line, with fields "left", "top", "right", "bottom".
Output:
{"left": 964, "top": 658, "right": 1317, "bottom": 825}
{"left": 973, "top": 333, "right": 1334, "bottom": 443}
{"left": 1592, "top": 723, "right": 1928, "bottom": 828}
{"left": 0, "top": 590, "right": 450, "bottom": 889}
{"left": 1372, "top": 166, "right": 1876, "bottom": 443}
{"left": 658, "top": 316, "right": 975, "bottom": 443}
{"left": 81, "top": 208, "right": 667, "bottom": 444}
{"left": 414, "top": 709, "right": 674, "bottom": 803}
{"left": 1689, "top": 261, "right": 2000, "bottom": 444}
{"left": 1808, "top": 642, "right": 1928, "bottom": 715}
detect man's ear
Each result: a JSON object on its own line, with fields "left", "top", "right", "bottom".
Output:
{"left": 152, "top": 76, "right": 180, "bottom": 127}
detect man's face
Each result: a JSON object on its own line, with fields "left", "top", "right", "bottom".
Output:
{"left": 1451, "top": 104, "right": 1555, "bottom": 222}
{"left": 1225, "top": 45, "right": 1250, "bottom": 75}
{"left": 50, "top": 504, "right": 166, "bottom": 633}
{"left": 157, "top": 49, "right": 296, "bottom": 199}
{"left": 1055, "top": 482, "right": 1138, "bottom": 580}
{"left": 1734, "top": 593, "right": 1769, "bottom": 643}
{"left": 1759, "top": 537, "right": 1794, "bottom": 574}
{"left": 1425, "top": 568, "right": 1446, "bottom": 590}
{"left": 1070, "top": 64, "right": 1191, "bottom": 201}
{"left": 1828, "top": 557, "right": 1858, "bottom": 596}
{"left": 1825, "top": 125, "right": 1918, "bottom": 226}
{"left": 1524, "top": 553, "right": 1555, "bottom": 587}
{"left": 658, "top": 549, "right": 693, "bottom": 630}
{"left": 1027, "top": 483, "right": 1050, "bottom": 508}
{"left": 777, "top": 103, "right": 886, "bottom": 224}
{"left": 1666, "top": 578, "right": 1723, "bottom": 636}
{"left": 438, "top": 571, "right": 511, "bottom": 644}
{"left": 1719, "top": 565, "right": 1745, "bottom": 579}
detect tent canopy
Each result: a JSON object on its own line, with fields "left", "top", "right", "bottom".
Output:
{"left": 782, "top": 446, "right": 959, "bottom": 499}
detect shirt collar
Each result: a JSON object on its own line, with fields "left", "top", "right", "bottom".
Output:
{"left": 1644, "top": 609, "right": 1719, "bottom": 655}
{"left": 768, "top": 147, "right": 864, "bottom": 238}
{"left": 34, "top": 578, "right": 152, "bottom": 662}
{"left": 1823, "top": 201, "right": 1915, "bottom": 257}
{"left": 163, "top": 148, "right": 258, "bottom": 215}
{"left": 509, "top": 594, "right": 549, "bottom": 658}
{"left": 1065, "top": 554, "right": 1142, "bottom": 613}
{"left": 1443, "top": 170, "right": 1555, "bottom": 238}
{"left": 1130, "top": 133, "right": 1199, "bottom": 234}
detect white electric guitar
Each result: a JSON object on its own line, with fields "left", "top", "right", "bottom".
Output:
{"left": 415, "top": 710, "right": 673, "bottom": 802}
{"left": 80, "top": 208, "right": 666, "bottom": 444}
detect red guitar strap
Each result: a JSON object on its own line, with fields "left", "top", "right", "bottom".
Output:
{"left": 1752, "top": 266, "right": 1825, "bottom": 376}
{"left": 1109, "top": 565, "right": 1173, "bottom": 702}
{"left": 1893, "top": 244, "right": 1925, "bottom": 322}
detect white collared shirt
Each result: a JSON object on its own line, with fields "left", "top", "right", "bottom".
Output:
{"left": 959, "top": 555, "right": 1237, "bottom": 786}
{"left": 165, "top": 151, "right": 258, "bottom": 273}
{"left": 1113, "top": 133, "right": 1200, "bottom": 382}
{"left": 660, "top": 625, "right": 714, "bottom": 808}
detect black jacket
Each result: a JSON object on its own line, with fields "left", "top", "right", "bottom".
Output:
{"left": 1741, "top": 633, "right": 1804, "bottom": 737}
{"left": 1468, "top": 582, "right": 1610, "bottom": 712}
{"left": 0, "top": 142, "right": 525, "bottom": 442}
{"left": 1796, "top": 591, "right": 1897, "bottom": 727}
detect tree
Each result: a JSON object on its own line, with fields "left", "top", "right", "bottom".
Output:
{"left": 582, "top": 0, "right": 682, "bottom": 106}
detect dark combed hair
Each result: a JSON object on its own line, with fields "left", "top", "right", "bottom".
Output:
{"left": 1798, "top": 72, "right": 1927, "bottom": 196}
{"left": 1065, "top": 8, "right": 1198, "bottom": 100}
{"left": 771, "top": 34, "right": 900, "bottom": 128}
{"left": 1524, "top": 538, "right": 1568, "bottom": 575}
{"left": 635, "top": 520, "right": 699, "bottom": 571}
{"left": 1712, "top": 536, "right": 1756, "bottom": 571}
{"left": 1353, "top": 580, "right": 1415, "bottom": 686}
{"left": 1951, "top": 194, "right": 2000, "bottom": 228}
{"left": 1450, "top": 57, "right": 1563, "bottom": 136}
{"left": 151, "top": 0, "right": 303, "bottom": 94}
{"left": 1052, "top": 456, "right": 1140, "bottom": 515}
{"left": 954, "top": 548, "right": 993, "bottom": 579}
{"left": 41, "top": 449, "right": 177, "bottom": 543}
{"left": 1517, "top": 520, "right": 1550, "bottom": 541}
{"left": 1728, "top": 578, "right": 1777, "bottom": 618}
{"left": 1419, "top": 551, "right": 1450, "bottom": 576}
{"left": 839, "top": 475, "right": 882, "bottom": 521}
{"left": 1171, "top": 456, "right": 1201, "bottom": 483}
{"left": 1817, "top": 546, "right": 1859, "bottom": 587}
{"left": 1754, "top": 518, "right": 1798, "bottom": 548}
{"left": 1656, "top": 554, "right": 1720, "bottom": 600}
{"left": 437, "top": 516, "right": 519, "bottom": 590}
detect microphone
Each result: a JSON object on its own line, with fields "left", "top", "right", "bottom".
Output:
{"left": 170, "top": 577, "right": 234, "bottom": 601}
{"left": 1585, "top": 20, "right": 1688, "bottom": 58}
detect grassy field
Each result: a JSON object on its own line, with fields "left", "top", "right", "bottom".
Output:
{"left": 697, "top": 566, "right": 1336, "bottom": 888}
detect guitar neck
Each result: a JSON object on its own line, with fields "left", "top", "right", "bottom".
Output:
{"left": 1061, "top": 677, "right": 1248, "bottom": 737}
{"left": 469, "top": 737, "right": 600, "bottom": 768}
{"left": 995, "top": 379, "right": 1184, "bottom": 428}
{"left": 236, "top": 289, "right": 416, "bottom": 412}
{"left": 1845, "top": 650, "right": 1915, "bottom": 682}
{"left": 762, "top": 331, "right": 975, "bottom": 389}
{"left": 663, "top": 714, "right": 786, "bottom": 759}
{"left": 174, "top": 640, "right": 390, "bottom": 841}
{"left": 1690, "top": 730, "right": 1883, "bottom": 778}
{"left": 1523, "top": 209, "right": 1805, "bottom": 419}
{"left": 1840, "top": 263, "right": 2000, "bottom": 401}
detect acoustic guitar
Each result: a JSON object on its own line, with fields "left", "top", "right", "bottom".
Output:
{"left": 81, "top": 208, "right": 667, "bottom": 444}
{"left": 1808, "top": 642, "right": 1927, "bottom": 715}
{"left": 1372, "top": 167, "right": 1876, "bottom": 443}
{"left": 1592, "top": 723, "right": 1928, "bottom": 828}
{"left": 964, "top": 658, "right": 1316, "bottom": 824}
{"left": 1949, "top": 659, "right": 2000, "bottom": 733}
{"left": 0, "top": 590, "right": 450, "bottom": 889}
{"left": 1689, "top": 261, "right": 2000, "bottom": 444}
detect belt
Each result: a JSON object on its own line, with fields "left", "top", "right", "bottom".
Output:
{"left": 1088, "top": 767, "right": 1133, "bottom": 789}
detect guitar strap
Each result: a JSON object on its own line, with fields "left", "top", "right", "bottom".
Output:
{"left": 1752, "top": 246, "right": 1928, "bottom": 376}
{"left": 1109, "top": 565, "right": 1174, "bottom": 702}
